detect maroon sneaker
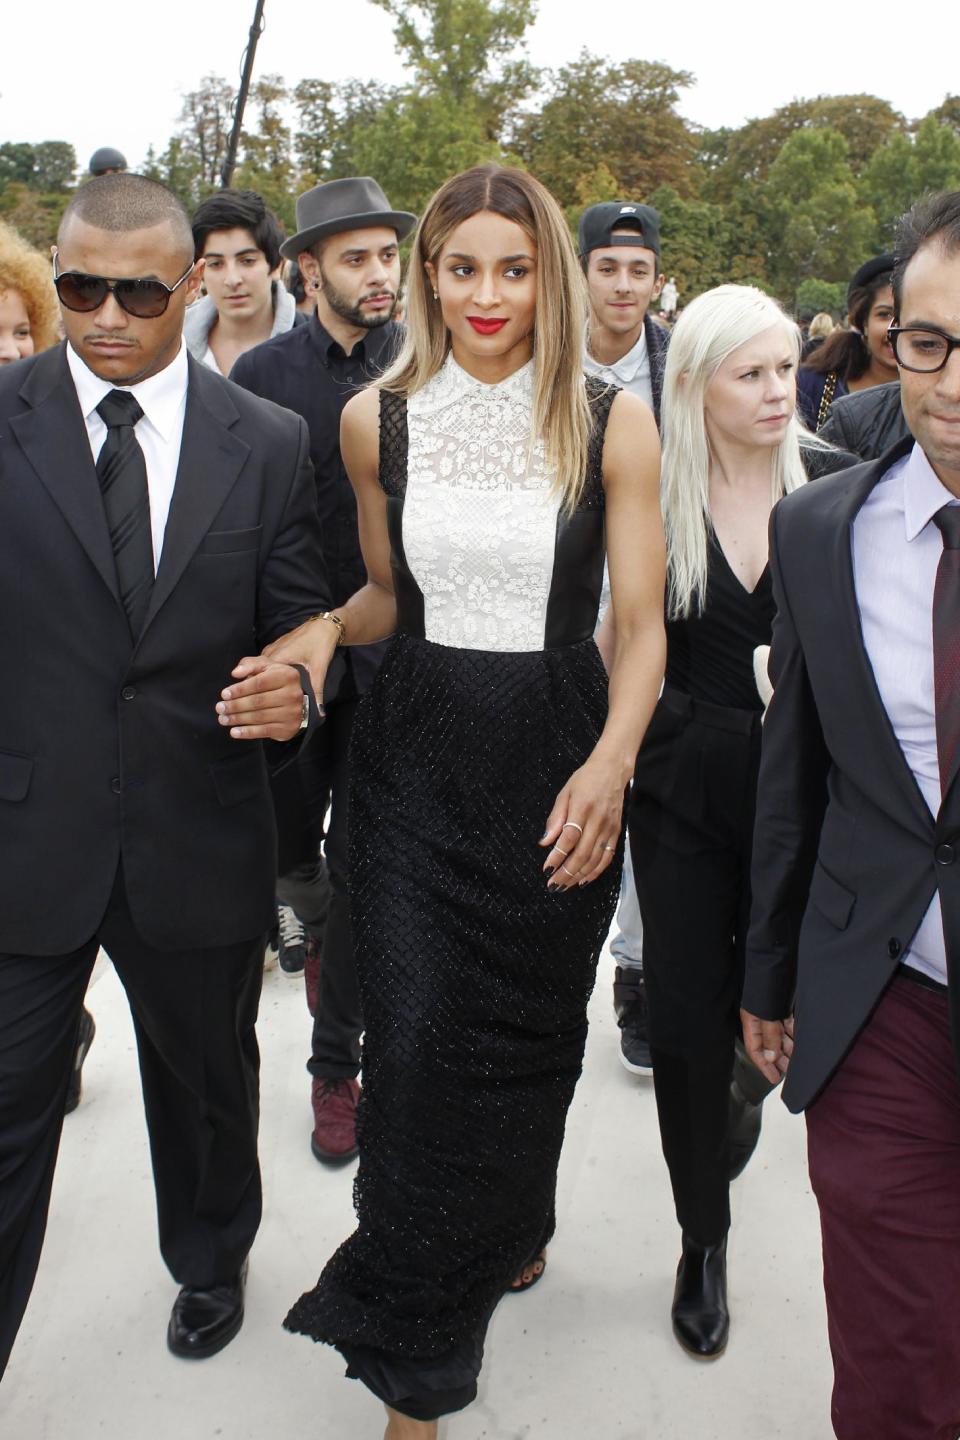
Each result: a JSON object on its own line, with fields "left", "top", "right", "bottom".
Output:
{"left": 311, "top": 1078, "right": 360, "bottom": 1164}
{"left": 304, "top": 936, "right": 322, "bottom": 1018}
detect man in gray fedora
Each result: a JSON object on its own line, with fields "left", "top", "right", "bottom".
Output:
{"left": 231, "top": 178, "right": 415, "bottom": 1167}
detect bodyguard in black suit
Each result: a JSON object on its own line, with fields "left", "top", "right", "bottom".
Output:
{"left": 0, "top": 174, "right": 327, "bottom": 1380}
{"left": 742, "top": 192, "right": 960, "bottom": 1439}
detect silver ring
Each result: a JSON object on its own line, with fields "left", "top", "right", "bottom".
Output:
{"left": 561, "top": 821, "right": 583, "bottom": 835}
{"left": 602, "top": 844, "right": 615, "bottom": 852}
{"left": 561, "top": 863, "right": 578, "bottom": 877}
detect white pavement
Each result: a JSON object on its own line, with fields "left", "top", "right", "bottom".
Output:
{"left": 2, "top": 949, "right": 835, "bottom": 1440}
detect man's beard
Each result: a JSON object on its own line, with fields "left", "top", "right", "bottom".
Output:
{"left": 319, "top": 268, "right": 397, "bottom": 329}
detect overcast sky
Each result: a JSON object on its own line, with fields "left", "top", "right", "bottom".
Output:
{"left": 2, "top": 0, "right": 956, "bottom": 172}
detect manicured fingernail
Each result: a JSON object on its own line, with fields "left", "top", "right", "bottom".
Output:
{"left": 230, "top": 727, "right": 244, "bottom": 737}
{"left": 544, "top": 865, "right": 555, "bottom": 876}
{"left": 222, "top": 688, "right": 232, "bottom": 699}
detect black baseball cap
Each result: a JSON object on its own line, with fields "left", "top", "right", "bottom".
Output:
{"left": 578, "top": 202, "right": 661, "bottom": 260}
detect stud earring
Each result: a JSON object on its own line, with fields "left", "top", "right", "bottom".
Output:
{"left": 433, "top": 290, "right": 439, "bottom": 300}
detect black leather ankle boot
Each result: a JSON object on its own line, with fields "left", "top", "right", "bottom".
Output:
{"left": 671, "top": 1233, "right": 729, "bottom": 1358}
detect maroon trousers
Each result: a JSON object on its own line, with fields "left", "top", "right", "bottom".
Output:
{"left": 806, "top": 974, "right": 960, "bottom": 1440}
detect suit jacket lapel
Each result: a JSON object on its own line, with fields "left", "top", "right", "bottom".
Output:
{"left": 8, "top": 345, "right": 121, "bottom": 608}
{"left": 829, "top": 440, "right": 933, "bottom": 836}
{"left": 141, "top": 356, "right": 250, "bottom": 634}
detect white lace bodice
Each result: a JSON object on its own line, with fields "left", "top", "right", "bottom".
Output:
{"left": 403, "top": 355, "right": 560, "bottom": 651}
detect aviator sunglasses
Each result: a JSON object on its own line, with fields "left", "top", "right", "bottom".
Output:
{"left": 52, "top": 251, "right": 195, "bottom": 319}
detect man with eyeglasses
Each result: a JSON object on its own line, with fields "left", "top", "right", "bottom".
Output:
{"left": 0, "top": 172, "right": 328, "bottom": 1379}
{"left": 741, "top": 188, "right": 960, "bottom": 1439}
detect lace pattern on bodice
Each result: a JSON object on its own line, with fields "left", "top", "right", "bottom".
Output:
{"left": 378, "top": 361, "right": 616, "bottom": 652}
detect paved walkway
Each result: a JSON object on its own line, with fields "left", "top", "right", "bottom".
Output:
{"left": 3, "top": 949, "right": 834, "bottom": 1439}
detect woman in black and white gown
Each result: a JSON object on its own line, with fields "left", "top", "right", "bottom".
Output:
{"left": 251, "top": 164, "right": 665, "bottom": 1437}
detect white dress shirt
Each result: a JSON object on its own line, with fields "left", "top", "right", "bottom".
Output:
{"left": 66, "top": 342, "right": 189, "bottom": 571}
{"left": 852, "top": 441, "right": 959, "bottom": 985}
{"left": 583, "top": 326, "right": 653, "bottom": 412}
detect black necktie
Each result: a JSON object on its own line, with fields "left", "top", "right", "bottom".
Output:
{"left": 96, "top": 389, "right": 154, "bottom": 638}
{"left": 931, "top": 503, "right": 960, "bottom": 796}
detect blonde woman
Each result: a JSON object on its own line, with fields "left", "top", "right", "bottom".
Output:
{"left": 231, "top": 163, "right": 665, "bottom": 1435}
{"left": 0, "top": 220, "right": 59, "bottom": 364}
{"left": 624, "top": 285, "right": 853, "bottom": 1361}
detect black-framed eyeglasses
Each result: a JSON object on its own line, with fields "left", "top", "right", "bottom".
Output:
{"left": 52, "top": 251, "right": 195, "bottom": 319}
{"left": 888, "top": 325, "right": 960, "bottom": 374}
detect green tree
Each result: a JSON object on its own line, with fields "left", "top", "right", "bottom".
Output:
{"left": 795, "top": 278, "right": 846, "bottom": 315}
{"left": 371, "top": 0, "right": 538, "bottom": 129}
{"left": 176, "top": 73, "right": 236, "bottom": 190}
{"left": 31, "top": 142, "right": 76, "bottom": 192}
{"left": 762, "top": 130, "right": 876, "bottom": 295}
{"left": 311, "top": 0, "right": 539, "bottom": 214}
{"left": 703, "top": 94, "right": 905, "bottom": 203}
{"left": 235, "top": 74, "right": 296, "bottom": 227}
{"left": 862, "top": 117, "right": 960, "bottom": 245}
{"left": 0, "top": 143, "right": 38, "bottom": 188}
{"left": 647, "top": 185, "right": 770, "bottom": 300}
{"left": 512, "top": 52, "right": 697, "bottom": 210}
{"left": 293, "top": 78, "right": 340, "bottom": 185}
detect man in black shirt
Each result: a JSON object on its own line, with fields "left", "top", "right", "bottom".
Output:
{"left": 231, "top": 178, "right": 415, "bottom": 1164}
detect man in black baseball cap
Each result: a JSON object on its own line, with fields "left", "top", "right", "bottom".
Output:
{"left": 579, "top": 202, "right": 667, "bottom": 424}
{"left": 580, "top": 200, "right": 668, "bottom": 1080}
{"left": 230, "top": 178, "right": 415, "bottom": 1169}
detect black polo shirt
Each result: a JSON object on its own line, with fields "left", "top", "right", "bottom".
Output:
{"left": 231, "top": 314, "right": 401, "bottom": 697}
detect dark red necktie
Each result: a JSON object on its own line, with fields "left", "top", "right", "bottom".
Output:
{"left": 932, "top": 503, "right": 960, "bottom": 797}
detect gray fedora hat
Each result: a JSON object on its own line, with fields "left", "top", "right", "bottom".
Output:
{"left": 280, "top": 176, "right": 417, "bottom": 260}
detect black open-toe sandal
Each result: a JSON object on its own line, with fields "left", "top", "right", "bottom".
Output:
{"left": 508, "top": 1250, "right": 547, "bottom": 1294}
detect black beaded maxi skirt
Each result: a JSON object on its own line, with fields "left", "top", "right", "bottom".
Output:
{"left": 285, "top": 633, "right": 621, "bottom": 1418}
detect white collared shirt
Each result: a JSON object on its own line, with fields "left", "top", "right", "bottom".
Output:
{"left": 852, "top": 441, "right": 959, "bottom": 985}
{"left": 583, "top": 326, "right": 653, "bottom": 412}
{"left": 66, "top": 342, "right": 189, "bottom": 571}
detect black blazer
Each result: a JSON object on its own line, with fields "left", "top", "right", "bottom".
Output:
{"left": 0, "top": 344, "right": 328, "bottom": 955}
{"left": 743, "top": 437, "right": 960, "bottom": 1111}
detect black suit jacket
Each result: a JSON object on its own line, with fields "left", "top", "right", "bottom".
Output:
{"left": 743, "top": 437, "right": 960, "bottom": 1111}
{"left": 0, "top": 344, "right": 328, "bottom": 955}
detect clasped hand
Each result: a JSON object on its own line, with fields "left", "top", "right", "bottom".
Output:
{"left": 216, "top": 660, "right": 304, "bottom": 742}
{"left": 217, "top": 616, "right": 338, "bottom": 741}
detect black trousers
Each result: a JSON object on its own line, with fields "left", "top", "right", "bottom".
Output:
{"left": 0, "top": 867, "right": 264, "bottom": 1382}
{"left": 630, "top": 688, "right": 762, "bottom": 1246}
{"left": 280, "top": 697, "right": 362, "bottom": 1082}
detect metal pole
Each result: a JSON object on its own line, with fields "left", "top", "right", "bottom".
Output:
{"left": 220, "top": 0, "right": 267, "bottom": 188}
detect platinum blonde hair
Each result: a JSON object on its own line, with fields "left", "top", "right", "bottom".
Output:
{"left": 661, "top": 283, "right": 818, "bottom": 619}
{"left": 379, "top": 164, "right": 592, "bottom": 512}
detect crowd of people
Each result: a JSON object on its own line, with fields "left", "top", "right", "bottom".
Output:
{"left": 0, "top": 142, "right": 959, "bottom": 1440}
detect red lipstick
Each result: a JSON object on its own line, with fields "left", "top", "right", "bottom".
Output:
{"left": 468, "top": 317, "right": 507, "bottom": 335}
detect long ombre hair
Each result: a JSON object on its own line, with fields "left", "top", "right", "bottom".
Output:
{"left": 661, "top": 284, "right": 817, "bottom": 619}
{"left": 380, "top": 164, "right": 592, "bottom": 512}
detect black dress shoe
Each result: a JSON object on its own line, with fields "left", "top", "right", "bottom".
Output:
{"left": 671, "top": 1234, "right": 729, "bottom": 1359}
{"left": 64, "top": 1007, "right": 96, "bottom": 1115}
{"left": 167, "top": 1260, "right": 248, "bottom": 1359}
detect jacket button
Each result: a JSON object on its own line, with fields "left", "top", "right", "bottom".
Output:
{"left": 936, "top": 842, "right": 956, "bottom": 865}
{"left": 110, "top": 777, "right": 122, "bottom": 794}
{"left": 887, "top": 937, "right": 902, "bottom": 959}
{"left": 121, "top": 686, "right": 136, "bottom": 701}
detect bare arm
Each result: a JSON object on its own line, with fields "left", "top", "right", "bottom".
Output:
{"left": 542, "top": 391, "right": 666, "bottom": 888}
{"left": 231, "top": 387, "right": 398, "bottom": 705}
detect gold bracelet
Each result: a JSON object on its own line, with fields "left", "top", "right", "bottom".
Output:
{"left": 314, "top": 610, "right": 346, "bottom": 646}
